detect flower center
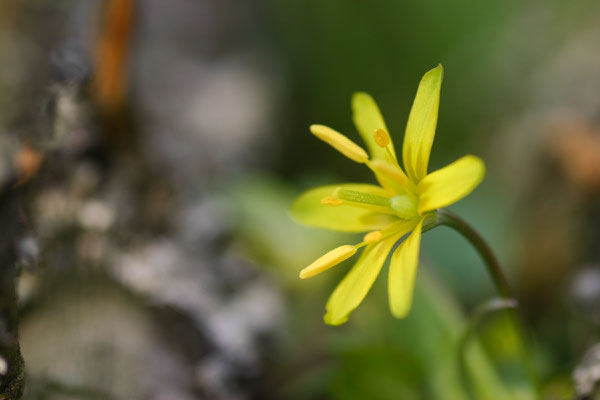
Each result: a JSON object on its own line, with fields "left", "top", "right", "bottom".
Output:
{"left": 325, "top": 188, "right": 420, "bottom": 219}
{"left": 389, "top": 194, "right": 419, "bottom": 219}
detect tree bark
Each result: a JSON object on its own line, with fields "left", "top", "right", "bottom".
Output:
{"left": 0, "top": 178, "right": 25, "bottom": 399}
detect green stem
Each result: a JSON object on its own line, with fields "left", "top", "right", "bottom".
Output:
{"left": 425, "top": 209, "right": 539, "bottom": 394}
{"left": 433, "top": 209, "right": 513, "bottom": 299}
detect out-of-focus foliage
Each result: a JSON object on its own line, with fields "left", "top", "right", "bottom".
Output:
{"left": 3, "top": 0, "right": 600, "bottom": 398}
{"left": 230, "top": 176, "right": 537, "bottom": 399}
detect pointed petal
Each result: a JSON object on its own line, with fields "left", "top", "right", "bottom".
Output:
{"left": 324, "top": 221, "right": 416, "bottom": 325}
{"left": 388, "top": 220, "right": 422, "bottom": 318}
{"left": 417, "top": 155, "right": 485, "bottom": 214}
{"left": 352, "top": 92, "right": 396, "bottom": 160}
{"left": 324, "top": 235, "right": 397, "bottom": 325}
{"left": 310, "top": 124, "right": 369, "bottom": 163}
{"left": 291, "top": 184, "right": 398, "bottom": 233}
{"left": 300, "top": 245, "right": 357, "bottom": 279}
{"left": 402, "top": 65, "right": 443, "bottom": 182}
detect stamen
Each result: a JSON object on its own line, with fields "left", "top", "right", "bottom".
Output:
{"left": 299, "top": 245, "right": 357, "bottom": 279}
{"left": 363, "top": 230, "right": 382, "bottom": 244}
{"left": 355, "top": 221, "right": 418, "bottom": 249}
{"left": 368, "top": 160, "right": 415, "bottom": 194}
{"left": 372, "top": 128, "right": 398, "bottom": 166}
{"left": 379, "top": 219, "right": 419, "bottom": 237}
{"left": 385, "top": 147, "right": 397, "bottom": 165}
{"left": 320, "top": 196, "right": 343, "bottom": 206}
{"left": 373, "top": 128, "right": 391, "bottom": 148}
{"left": 310, "top": 124, "right": 369, "bottom": 163}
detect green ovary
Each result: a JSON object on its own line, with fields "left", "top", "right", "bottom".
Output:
{"left": 389, "top": 194, "right": 419, "bottom": 219}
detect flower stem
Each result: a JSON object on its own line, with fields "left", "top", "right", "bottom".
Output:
{"left": 433, "top": 209, "right": 513, "bottom": 299}
{"left": 428, "top": 209, "right": 539, "bottom": 393}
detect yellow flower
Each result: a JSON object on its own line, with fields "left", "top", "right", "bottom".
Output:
{"left": 291, "top": 65, "right": 486, "bottom": 325}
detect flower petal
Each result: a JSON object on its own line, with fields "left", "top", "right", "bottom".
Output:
{"left": 388, "top": 220, "right": 422, "bottom": 318}
{"left": 402, "top": 65, "right": 443, "bottom": 182}
{"left": 417, "top": 155, "right": 485, "bottom": 214}
{"left": 291, "top": 184, "right": 398, "bottom": 233}
{"left": 352, "top": 92, "right": 396, "bottom": 160}
{"left": 310, "top": 124, "right": 369, "bottom": 163}
{"left": 300, "top": 245, "right": 357, "bottom": 279}
{"left": 324, "top": 231, "right": 406, "bottom": 325}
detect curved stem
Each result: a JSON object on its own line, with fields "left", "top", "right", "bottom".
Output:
{"left": 434, "top": 209, "right": 513, "bottom": 299}
{"left": 424, "top": 208, "right": 539, "bottom": 393}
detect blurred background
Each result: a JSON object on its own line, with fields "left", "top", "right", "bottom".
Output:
{"left": 1, "top": 0, "right": 600, "bottom": 398}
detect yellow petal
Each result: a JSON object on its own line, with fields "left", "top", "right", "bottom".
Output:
{"left": 291, "top": 184, "right": 398, "bottom": 232}
{"left": 324, "top": 221, "right": 416, "bottom": 325}
{"left": 351, "top": 92, "right": 396, "bottom": 160}
{"left": 402, "top": 65, "right": 443, "bottom": 183}
{"left": 310, "top": 124, "right": 369, "bottom": 163}
{"left": 388, "top": 220, "right": 422, "bottom": 318}
{"left": 300, "top": 245, "right": 357, "bottom": 279}
{"left": 417, "top": 155, "right": 485, "bottom": 214}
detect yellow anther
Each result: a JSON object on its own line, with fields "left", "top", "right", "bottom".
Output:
{"left": 310, "top": 124, "right": 369, "bottom": 163}
{"left": 320, "top": 196, "right": 343, "bottom": 206}
{"left": 363, "top": 230, "right": 382, "bottom": 244}
{"left": 373, "top": 128, "right": 391, "bottom": 148}
{"left": 299, "top": 245, "right": 357, "bottom": 279}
